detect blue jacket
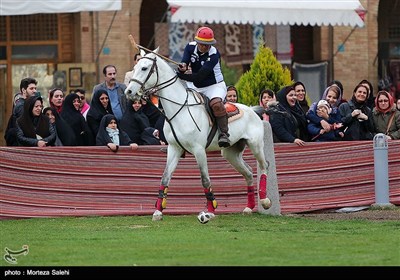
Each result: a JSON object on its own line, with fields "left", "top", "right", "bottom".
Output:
{"left": 177, "top": 42, "right": 224, "bottom": 88}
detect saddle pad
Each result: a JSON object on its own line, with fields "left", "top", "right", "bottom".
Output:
{"left": 225, "top": 102, "right": 243, "bottom": 122}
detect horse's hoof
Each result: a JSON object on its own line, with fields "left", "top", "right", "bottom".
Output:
{"left": 243, "top": 207, "right": 253, "bottom": 214}
{"left": 260, "top": 198, "right": 272, "bottom": 209}
{"left": 152, "top": 210, "right": 163, "bottom": 221}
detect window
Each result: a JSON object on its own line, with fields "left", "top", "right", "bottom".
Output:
{"left": 12, "top": 45, "right": 58, "bottom": 60}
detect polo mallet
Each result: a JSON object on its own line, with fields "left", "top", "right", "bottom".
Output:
{"left": 128, "top": 34, "right": 180, "bottom": 66}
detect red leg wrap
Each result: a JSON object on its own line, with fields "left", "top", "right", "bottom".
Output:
{"left": 155, "top": 185, "right": 168, "bottom": 211}
{"left": 259, "top": 174, "right": 267, "bottom": 200}
{"left": 204, "top": 188, "right": 217, "bottom": 213}
{"left": 247, "top": 186, "right": 256, "bottom": 209}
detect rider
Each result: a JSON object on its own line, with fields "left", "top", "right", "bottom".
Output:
{"left": 176, "top": 26, "right": 230, "bottom": 148}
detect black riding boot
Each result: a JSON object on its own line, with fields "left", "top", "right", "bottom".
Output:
{"left": 216, "top": 115, "right": 230, "bottom": 147}
{"left": 210, "top": 97, "right": 231, "bottom": 148}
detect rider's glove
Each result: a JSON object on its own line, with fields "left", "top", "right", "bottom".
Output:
{"left": 178, "top": 63, "right": 187, "bottom": 73}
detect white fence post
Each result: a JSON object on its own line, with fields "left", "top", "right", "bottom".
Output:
{"left": 372, "top": 133, "right": 393, "bottom": 208}
{"left": 258, "top": 121, "right": 281, "bottom": 215}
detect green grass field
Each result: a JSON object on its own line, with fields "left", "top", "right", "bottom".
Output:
{"left": 1, "top": 213, "right": 399, "bottom": 267}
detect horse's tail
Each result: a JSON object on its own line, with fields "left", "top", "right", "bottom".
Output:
{"left": 250, "top": 105, "right": 265, "bottom": 120}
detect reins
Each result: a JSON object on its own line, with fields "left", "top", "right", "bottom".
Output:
{"left": 128, "top": 55, "right": 204, "bottom": 152}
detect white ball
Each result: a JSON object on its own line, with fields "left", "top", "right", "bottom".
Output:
{"left": 197, "top": 211, "right": 211, "bottom": 224}
{"left": 260, "top": 198, "right": 272, "bottom": 209}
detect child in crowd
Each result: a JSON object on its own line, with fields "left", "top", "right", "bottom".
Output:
{"left": 307, "top": 85, "right": 342, "bottom": 133}
{"left": 307, "top": 100, "right": 344, "bottom": 141}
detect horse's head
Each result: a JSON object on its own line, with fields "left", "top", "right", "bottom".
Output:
{"left": 125, "top": 47, "right": 160, "bottom": 101}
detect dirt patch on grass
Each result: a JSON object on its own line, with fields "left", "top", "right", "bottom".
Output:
{"left": 287, "top": 206, "right": 400, "bottom": 221}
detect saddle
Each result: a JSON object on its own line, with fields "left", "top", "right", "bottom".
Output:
{"left": 191, "top": 90, "right": 243, "bottom": 148}
{"left": 191, "top": 91, "right": 243, "bottom": 121}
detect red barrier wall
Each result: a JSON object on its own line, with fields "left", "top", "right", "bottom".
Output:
{"left": 1, "top": 141, "right": 399, "bottom": 219}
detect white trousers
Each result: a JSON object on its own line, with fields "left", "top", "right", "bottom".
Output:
{"left": 186, "top": 81, "right": 227, "bottom": 100}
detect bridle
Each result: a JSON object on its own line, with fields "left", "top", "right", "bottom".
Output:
{"left": 129, "top": 56, "right": 177, "bottom": 95}
{"left": 128, "top": 55, "right": 204, "bottom": 152}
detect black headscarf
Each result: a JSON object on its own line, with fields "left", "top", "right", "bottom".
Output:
{"left": 120, "top": 99, "right": 151, "bottom": 144}
{"left": 276, "top": 85, "right": 309, "bottom": 141}
{"left": 87, "top": 89, "right": 113, "bottom": 137}
{"left": 141, "top": 127, "right": 162, "bottom": 145}
{"left": 96, "top": 114, "right": 133, "bottom": 146}
{"left": 17, "top": 95, "right": 51, "bottom": 140}
{"left": 43, "top": 107, "right": 76, "bottom": 146}
{"left": 293, "top": 81, "right": 309, "bottom": 113}
{"left": 61, "top": 93, "right": 92, "bottom": 145}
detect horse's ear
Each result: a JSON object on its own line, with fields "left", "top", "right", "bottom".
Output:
{"left": 140, "top": 49, "right": 146, "bottom": 57}
{"left": 154, "top": 47, "right": 160, "bottom": 54}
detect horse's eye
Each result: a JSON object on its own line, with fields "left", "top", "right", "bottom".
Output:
{"left": 141, "top": 67, "right": 147, "bottom": 71}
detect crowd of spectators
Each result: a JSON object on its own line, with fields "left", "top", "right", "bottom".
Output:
{"left": 262, "top": 80, "right": 400, "bottom": 145}
{"left": 4, "top": 64, "right": 165, "bottom": 151}
{"left": 5, "top": 71, "right": 400, "bottom": 150}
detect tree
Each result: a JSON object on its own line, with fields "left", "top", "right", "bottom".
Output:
{"left": 235, "top": 44, "right": 292, "bottom": 106}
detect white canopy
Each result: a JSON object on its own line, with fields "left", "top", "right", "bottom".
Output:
{"left": 167, "top": 0, "right": 365, "bottom": 27}
{"left": 0, "top": 0, "right": 121, "bottom": 16}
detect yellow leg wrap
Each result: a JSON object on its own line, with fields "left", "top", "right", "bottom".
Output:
{"left": 161, "top": 187, "right": 168, "bottom": 209}
{"left": 212, "top": 199, "right": 218, "bottom": 209}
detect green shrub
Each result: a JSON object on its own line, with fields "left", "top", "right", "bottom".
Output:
{"left": 235, "top": 44, "right": 292, "bottom": 106}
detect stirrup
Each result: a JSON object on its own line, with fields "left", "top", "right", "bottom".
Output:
{"left": 218, "top": 135, "right": 230, "bottom": 148}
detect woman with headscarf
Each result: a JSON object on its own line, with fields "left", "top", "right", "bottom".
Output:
{"left": 359, "top": 79, "right": 374, "bottom": 109}
{"left": 141, "top": 127, "right": 166, "bottom": 145}
{"left": 307, "top": 84, "right": 343, "bottom": 133}
{"left": 307, "top": 100, "right": 344, "bottom": 141}
{"left": 372, "top": 90, "right": 400, "bottom": 140}
{"left": 293, "top": 81, "right": 310, "bottom": 113}
{"left": 96, "top": 114, "right": 138, "bottom": 152}
{"left": 120, "top": 95, "right": 151, "bottom": 145}
{"left": 339, "top": 84, "right": 375, "bottom": 141}
{"left": 87, "top": 88, "right": 113, "bottom": 139}
{"left": 267, "top": 85, "right": 310, "bottom": 146}
{"left": 16, "top": 95, "right": 56, "bottom": 147}
{"left": 61, "top": 93, "right": 93, "bottom": 145}
{"left": 43, "top": 107, "right": 76, "bottom": 146}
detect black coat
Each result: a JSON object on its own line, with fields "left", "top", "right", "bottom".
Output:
{"left": 16, "top": 95, "right": 56, "bottom": 146}
{"left": 96, "top": 114, "right": 133, "bottom": 146}
{"left": 61, "top": 93, "right": 93, "bottom": 146}
{"left": 120, "top": 100, "right": 151, "bottom": 144}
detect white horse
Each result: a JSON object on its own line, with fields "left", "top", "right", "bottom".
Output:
{"left": 125, "top": 48, "right": 272, "bottom": 221}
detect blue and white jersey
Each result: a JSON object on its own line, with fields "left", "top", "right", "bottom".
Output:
{"left": 181, "top": 41, "right": 224, "bottom": 88}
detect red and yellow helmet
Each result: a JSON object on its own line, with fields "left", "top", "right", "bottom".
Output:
{"left": 194, "top": 27, "right": 216, "bottom": 45}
